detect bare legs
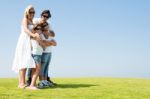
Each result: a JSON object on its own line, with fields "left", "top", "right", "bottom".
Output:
{"left": 28, "top": 64, "right": 41, "bottom": 90}
{"left": 18, "top": 64, "right": 41, "bottom": 90}
{"left": 18, "top": 68, "right": 27, "bottom": 88}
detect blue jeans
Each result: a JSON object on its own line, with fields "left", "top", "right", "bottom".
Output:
{"left": 40, "top": 53, "right": 52, "bottom": 78}
{"left": 27, "top": 53, "right": 52, "bottom": 78}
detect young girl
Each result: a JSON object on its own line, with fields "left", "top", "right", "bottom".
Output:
{"left": 28, "top": 24, "right": 46, "bottom": 89}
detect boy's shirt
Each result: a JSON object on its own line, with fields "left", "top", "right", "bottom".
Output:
{"left": 41, "top": 34, "right": 53, "bottom": 53}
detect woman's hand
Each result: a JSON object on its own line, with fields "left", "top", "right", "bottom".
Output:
{"left": 32, "top": 33, "right": 41, "bottom": 41}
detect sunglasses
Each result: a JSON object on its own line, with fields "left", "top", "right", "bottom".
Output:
{"left": 42, "top": 15, "right": 49, "bottom": 19}
{"left": 43, "top": 29, "right": 49, "bottom": 31}
{"left": 42, "top": 24, "right": 48, "bottom": 27}
{"left": 35, "top": 27, "right": 41, "bottom": 30}
{"left": 29, "top": 11, "right": 35, "bottom": 14}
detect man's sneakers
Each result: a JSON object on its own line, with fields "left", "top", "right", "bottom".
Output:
{"left": 37, "top": 80, "right": 54, "bottom": 89}
{"left": 26, "top": 77, "right": 57, "bottom": 89}
{"left": 47, "top": 77, "right": 57, "bottom": 86}
{"left": 37, "top": 81, "right": 46, "bottom": 89}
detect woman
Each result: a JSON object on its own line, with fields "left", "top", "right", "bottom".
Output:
{"left": 12, "top": 5, "right": 40, "bottom": 90}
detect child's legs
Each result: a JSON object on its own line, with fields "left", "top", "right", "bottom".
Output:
{"left": 30, "top": 54, "right": 42, "bottom": 86}
{"left": 30, "top": 64, "right": 41, "bottom": 86}
{"left": 40, "top": 59, "right": 48, "bottom": 80}
{"left": 41, "top": 53, "right": 51, "bottom": 80}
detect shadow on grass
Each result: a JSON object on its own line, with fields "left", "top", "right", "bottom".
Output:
{"left": 51, "top": 83, "right": 97, "bottom": 89}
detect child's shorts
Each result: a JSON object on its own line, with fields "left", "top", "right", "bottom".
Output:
{"left": 32, "top": 54, "right": 42, "bottom": 64}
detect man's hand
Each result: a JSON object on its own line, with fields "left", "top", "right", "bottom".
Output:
{"left": 51, "top": 39, "right": 57, "bottom": 46}
{"left": 49, "top": 30, "right": 55, "bottom": 37}
{"left": 42, "top": 40, "right": 57, "bottom": 46}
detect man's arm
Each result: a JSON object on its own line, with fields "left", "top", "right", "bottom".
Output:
{"left": 42, "top": 40, "right": 57, "bottom": 46}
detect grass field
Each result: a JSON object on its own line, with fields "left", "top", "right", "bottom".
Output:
{"left": 0, "top": 78, "right": 150, "bottom": 99}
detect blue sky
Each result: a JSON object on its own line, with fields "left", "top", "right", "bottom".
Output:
{"left": 0, "top": 0, "right": 150, "bottom": 78}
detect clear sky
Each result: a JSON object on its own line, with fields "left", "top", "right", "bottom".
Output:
{"left": 0, "top": 0, "right": 150, "bottom": 78}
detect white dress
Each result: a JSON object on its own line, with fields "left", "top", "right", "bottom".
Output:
{"left": 12, "top": 24, "right": 35, "bottom": 73}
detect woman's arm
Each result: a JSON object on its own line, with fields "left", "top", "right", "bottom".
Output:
{"left": 22, "top": 18, "right": 40, "bottom": 39}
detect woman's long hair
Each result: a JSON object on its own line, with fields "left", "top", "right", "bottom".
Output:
{"left": 24, "top": 5, "right": 34, "bottom": 19}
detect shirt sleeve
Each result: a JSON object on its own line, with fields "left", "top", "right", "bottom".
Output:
{"left": 33, "top": 18, "right": 39, "bottom": 25}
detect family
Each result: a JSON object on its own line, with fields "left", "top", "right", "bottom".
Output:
{"left": 12, "top": 5, "right": 57, "bottom": 90}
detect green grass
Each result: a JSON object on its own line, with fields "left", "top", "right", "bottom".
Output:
{"left": 0, "top": 78, "right": 150, "bottom": 99}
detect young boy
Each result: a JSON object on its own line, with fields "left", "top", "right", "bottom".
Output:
{"left": 37, "top": 24, "right": 57, "bottom": 88}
